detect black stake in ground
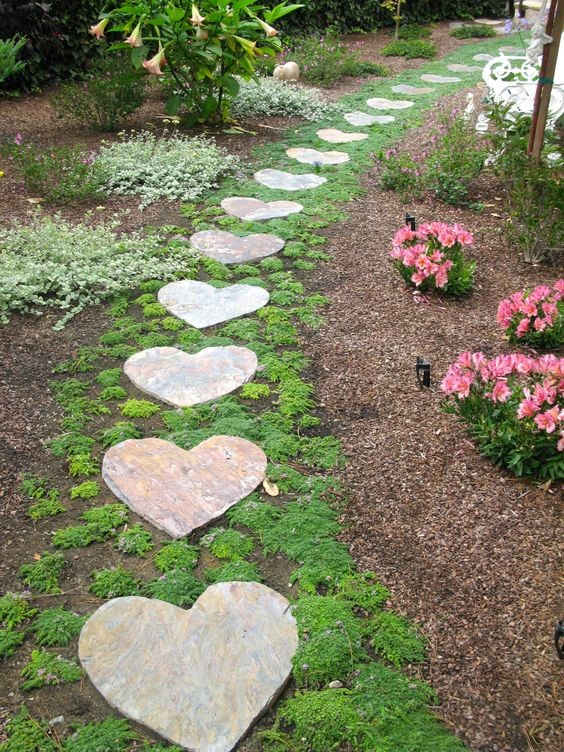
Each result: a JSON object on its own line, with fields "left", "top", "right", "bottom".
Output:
{"left": 416, "top": 357, "right": 431, "bottom": 388}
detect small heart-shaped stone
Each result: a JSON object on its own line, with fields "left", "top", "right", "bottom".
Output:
{"left": 124, "top": 346, "right": 257, "bottom": 407}
{"left": 190, "top": 230, "right": 284, "bottom": 264}
{"left": 366, "top": 97, "right": 414, "bottom": 110}
{"left": 391, "top": 84, "right": 434, "bottom": 95}
{"left": 286, "top": 147, "right": 349, "bottom": 165}
{"left": 79, "top": 583, "right": 298, "bottom": 752}
{"left": 420, "top": 74, "right": 461, "bottom": 83}
{"left": 102, "top": 436, "right": 267, "bottom": 537}
{"left": 316, "top": 128, "right": 368, "bottom": 143}
{"left": 158, "top": 280, "right": 269, "bottom": 329}
{"left": 344, "top": 111, "right": 395, "bottom": 126}
{"left": 220, "top": 197, "right": 303, "bottom": 221}
{"left": 254, "top": 169, "right": 327, "bottom": 191}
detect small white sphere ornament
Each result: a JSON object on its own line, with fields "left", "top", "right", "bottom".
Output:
{"left": 273, "top": 61, "right": 300, "bottom": 82}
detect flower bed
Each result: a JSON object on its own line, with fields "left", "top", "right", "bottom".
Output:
{"left": 497, "top": 281, "right": 563, "bottom": 350}
{"left": 390, "top": 222, "right": 475, "bottom": 295}
{"left": 442, "top": 352, "right": 564, "bottom": 479}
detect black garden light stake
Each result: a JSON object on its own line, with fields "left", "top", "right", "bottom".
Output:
{"left": 405, "top": 213, "right": 416, "bottom": 231}
{"left": 555, "top": 619, "right": 564, "bottom": 659}
{"left": 416, "top": 357, "right": 431, "bottom": 388}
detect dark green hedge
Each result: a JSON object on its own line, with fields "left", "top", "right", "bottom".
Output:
{"left": 271, "top": 0, "right": 506, "bottom": 34}
{"left": 0, "top": 0, "right": 104, "bottom": 91}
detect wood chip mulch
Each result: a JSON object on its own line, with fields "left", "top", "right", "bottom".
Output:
{"left": 304, "top": 95, "right": 564, "bottom": 752}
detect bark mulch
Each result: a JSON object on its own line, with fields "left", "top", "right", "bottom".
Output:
{"left": 305, "top": 100, "right": 564, "bottom": 752}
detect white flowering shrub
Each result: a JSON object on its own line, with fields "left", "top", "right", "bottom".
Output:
{"left": 97, "top": 132, "right": 240, "bottom": 208}
{"left": 0, "top": 213, "right": 198, "bottom": 329}
{"left": 231, "top": 77, "right": 341, "bottom": 121}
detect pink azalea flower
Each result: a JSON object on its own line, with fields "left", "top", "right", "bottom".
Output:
{"left": 14, "top": 133, "right": 23, "bottom": 145}
{"left": 557, "top": 432, "right": 564, "bottom": 452}
{"left": 491, "top": 379, "right": 512, "bottom": 403}
{"left": 515, "top": 318, "right": 530, "bottom": 337}
{"left": 517, "top": 395, "right": 539, "bottom": 419}
{"left": 534, "top": 407, "right": 559, "bottom": 433}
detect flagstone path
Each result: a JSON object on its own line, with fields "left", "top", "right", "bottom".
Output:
{"left": 220, "top": 196, "right": 303, "bottom": 220}
{"left": 344, "top": 111, "right": 395, "bottom": 126}
{"left": 447, "top": 63, "right": 482, "bottom": 73}
{"left": 474, "top": 53, "right": 495, "bottom": 61}
{"left": 102, "top": 436, "right": 267, "bottom": 538}
{"left": 317, "top": 127, "right": 368, "bottom": 143}
{"left": 254, "top": 168, "right": 327, "bottom": 191}
{"left": 158, "top": 280, "right": 270, "bottom": 329}
{"left": 286, "top": 147, "right": 350, "bottom": 165}
{"left": 190, "top": 229, "right": 285, "bottom": 263}
{"left": 69, "top": 41, "right": 499, "bottom": 752}
{"left": 366, "top": 97, "right": 414, "bottom": 110}
{"left": 124, "top": 346, "right": 258, "bottom": 407}
{"left": 79, "top": 583, "right": 298, "bottom": 752}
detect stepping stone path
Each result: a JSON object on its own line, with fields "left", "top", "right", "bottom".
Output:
{"left": 124, "top": 346, "right": 257, "bottom": 407}
{"left": 102, "top": 436, "right": 267, "bottom": 538}
{"left": 344, "top": 111, "right": 395, "bottom": 126}
{"left": 286, "top": 147, "right": 350, "bottom": 165}
{"left": 158, "top": 280, "right": 269, "bottom": 329}
{"left": 447, "top": 63, "right": 482, "bottom": 73}
{"left": 474, "top": 53, "right": 495, "bottom": 62}
{"left": 477, "top": 18, "right": 504, "bottom": 24}
{"left": 499, "top": 46, "right": 522, "bottom": 54}
{"left": 79, "top": 583, "right": 298, "bottom": 752}
{"left": 190, "top": 229, "right": 285, "bottom": 264}
{"left": 254, "top": 169, "right": 327, "bottom": 191}
{"left": 220, "top": 197, "right": 303, "bottom": 221}
{"left": 366, "top": 97, "right": 414, "bottom": 110}
{"left": 317, "top": 128, "right": 368, "bottom": 143}
{"left": 420, "top": 74, "right": 461, "bottom": 84}
{"left": 392, "top": 84, "right": 434, "bottom": 95}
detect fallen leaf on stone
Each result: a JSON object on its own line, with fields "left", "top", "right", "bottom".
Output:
{"left": 27, "top": 198, "right": 43, "bottom": 204}
{"left": 33, "top": 553, "right": 41, "bottom": 560}
{"left": 263, "top": 479, "right": 279, "bottom": 496}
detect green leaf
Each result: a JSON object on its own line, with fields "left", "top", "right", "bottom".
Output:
{"left": 222, "top": 75, "right": 240, "bottom": 97}
{"left": 166, "top": 94, "right": 182, "bottom": 115}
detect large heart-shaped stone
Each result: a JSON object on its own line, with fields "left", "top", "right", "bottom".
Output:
{"left": 220, "top": 197, "right": 303, "bottom": 221}
{"left": 124, "top": 346, "right": 257, "bottom": 407}
{"left": 254, "top": 169, "right": 327, "bottom": 191}
{"left": 158, "top": 280, "right": 269, "bottom": 329}
{"left": 79, "top": 584, "right": 298, "bottom": 752}
{"left": 344, "top": 111, "right": 395, "bottom": 126}
{"left": 102, "top": 436, "right": 267, "bottom": 538}
{"left": 420, "top": 74, "right": 461, "bottom": 83}
{"left": 190, "top": 230, "right": 284, "bottom": 264}
{"left": 316, "top": 128, "right": 368, "bottom": 144}
{"left": 366, "top": 97, "right": 414, "bottom": 110}
{"left": 286, "top": 147, "right": 349, "bottom": 165}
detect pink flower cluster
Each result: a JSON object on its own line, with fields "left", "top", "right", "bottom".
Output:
{"left": 441, "top": 352, "right": 564, "bottom": 449}
{"left": 497, "top": 281, "right": 563, "bottom": 338}
{"left": 390, "top": 221, "right": 473, "bottom": 288}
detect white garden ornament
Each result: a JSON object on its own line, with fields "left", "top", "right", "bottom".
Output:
{"left": 481, "top": 0, "right": 564, "bottom": 122}
{"left": 273, "top": 62, "right": 300, "bottom": 82}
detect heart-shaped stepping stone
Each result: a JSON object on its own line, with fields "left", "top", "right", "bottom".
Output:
{"left": 102, "top": 436, "right": 267, "bottom": 538}
{"left": 79, "top": 584, "right": 298, "bottom": 752}
{"left": 420, "top": 74, "right": 461, "bottom": 83}
{"left": 158, "top": 280, "right": 269, "bottom": 329}
{"left": 317, "top": 128, "right": 368, "bottom": 143}
{"left": 391, "top": 84, "right": 434, "bottom": 94}
{"left": 124, "top": 346, "right": 257, "bottom": 407}
{"left": 447, "top": 63, "right": 482, "bottom": 73}
{"left": 473, "top": 53, "right": 494, "bottom": 61}
{"left": 366, "top": 97, "right": 414, "bottom": 110}
{"left": 344, "top": 111, "right": 395, "bottom": 126}
{"left": 286, "top": 147, "right": 349, "bottom": 165}
{"left": 190, "top": 230, "right": 284, "bottom": 264}
{"left": 220, "top": 197, "right": 303, "bottom": 221}
{"left": 254, "top": 169, "right": 327, "bottom": 191}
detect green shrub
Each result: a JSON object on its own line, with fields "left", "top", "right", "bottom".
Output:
{"left": 29, "top": 607, "right": 86, "bottom": 647}
{"left": 450, "top": 24, "right": 497, "bottom": 38}
{"left": 51, "top": 55, "right": 145, "bottom": 132}
{"left": 290, "top": 31, "right": 387, "bottom": 86}
{"left": 62, "top": 718, "right": 134, "bottom": 752}
{"left": 0, "top": 593, "right": 37, "bottom": 629}
{"left": 396, "top": 23, "right": 431, "bottom": 39}
{"left": 231, "top": 78, "right": 339, "bottom": 121}
{"left": 19, "top": 552, "right": 65, "bottom": 594}
{"left": 0, "top": 35, "right": 26, "bottom": 85}
{"left": 0, "top": 213, "right": 197, "bottom": 328}
{"left": 120, "top": 399, "right": 160, "bottom": 419}
{"left": 20, "top": 649, "right": 83, "bottom": 691}
{"left": 381, "top": 39, "right": 436, "bottom": 59}
{"left": 1, "top": 141, "right": 105, "bottom": 205}
{"left": 144, "top": 570, "right": 206, "bottom": 608}
{"left": 69, "top": 481, "right": 100, "bottom": 500}
{"left": 366, "top": 611, "right": 427, "bottom": 666}
{"left": 98, "top": 131, "right": 240, "bottom": 208}
{"left": 115, "top": 524, "right": 154, "bottom": 557}
{"left": 200, "top": 528, "right": 254, "bottom": 561}
{"left": 154, "top": 541, "right": 199, "bottom": 573}
{"left": 90, "top": 567, "right": 140, "bottom": 599}
{"left": 205, "top": 560, "right": 262, "bottom": 583}
{"left": 0, "top": 628, "right": 25, "bottom": 658}
{"left": 0, "top": 705, "right": 57, "bottom": 752}
{"left": 99, "top": 421, "right": 142, "bottom": 448}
